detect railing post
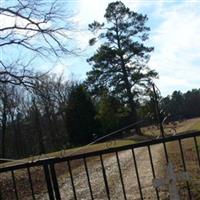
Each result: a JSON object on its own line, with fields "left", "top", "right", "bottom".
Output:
{"left": 43, "top": 164, "right": 61, "bottom": 200}
{"left": 194, "top": 136, "right": 200, "bottom": 167}
{"left": 100, "top": 154, "right": 110, "bottom": 200}
{"left": 11, "top": 170, "right": 19, "bottom": 200}
{"left": 0, "top": 185, "right": 2, "bottom": 200}
{"left": 43, "top": 164, "right": 55, "bottom": 200}
{"left": 27, "top": 167, "right": 36, "bottom": 200}
{"left": 152, "top": 83, "right": 169, "bottom": 163}
{"left": 67, "top": 160, "right": 77, "bottom": 200}
{"left": 50, "top": 164, "right": 61, "bottom": 200}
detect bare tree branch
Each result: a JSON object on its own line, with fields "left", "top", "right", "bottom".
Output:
{"left": 0, "top": 0, "right": 74, "bottom": 86}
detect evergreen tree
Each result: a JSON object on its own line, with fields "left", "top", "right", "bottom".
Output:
{"left": 86, "top": 1, "right": 157, "bottom": 134}
{"left": 184, "top": 89, "right": 200, "bottom": 118}
{"left": 65, "top": 84, "right": 98, "bottom": 146}
{"left": 96, "top": 92, "right": 129, "bottom": 135}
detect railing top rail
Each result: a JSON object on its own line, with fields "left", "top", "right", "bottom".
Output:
{"left": 0, "top": 130, "right": 200, "bottom": 173}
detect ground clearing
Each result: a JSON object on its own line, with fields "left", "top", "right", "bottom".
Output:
{"left": 142, "top": 117, "right": 200, "bottom": 137}
{"left": 0, "top": 118, "right": 200, "bottom": 199}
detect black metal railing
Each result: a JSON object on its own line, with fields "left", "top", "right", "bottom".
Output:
{"left": 0, "top": 130, "right": 200, "bottom": 200}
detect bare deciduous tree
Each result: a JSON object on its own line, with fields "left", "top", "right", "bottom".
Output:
{"left": 0, "top": 0, "right": 73, "bottom": 85}
{"left": 0, "top": 84, "right": 15, "bottom": 158}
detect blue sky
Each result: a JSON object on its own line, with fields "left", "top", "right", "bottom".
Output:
{"left": 57, "top": 0, "right": 200, "bottom": 97}
{"left": 2, "top": 0, "right": 200, "bottom": 96}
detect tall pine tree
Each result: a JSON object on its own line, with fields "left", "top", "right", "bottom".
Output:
{"left": 86, "top": 1, "right": 157, "bottom": 134}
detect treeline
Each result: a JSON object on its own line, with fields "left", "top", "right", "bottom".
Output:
{"left": 0, "top": 74, "right": 132, "bottom": 159}
{"left": 1, "top": 1, "right": 200, "bottom": 160}
{"left": 161, "top": 90, "right": 200, "bottom": 120}
{"left": 139, "top": 89, "right": 200, "bottom": 123}
{"left": 0, "top": 73, "right": 200, "bottom": 159}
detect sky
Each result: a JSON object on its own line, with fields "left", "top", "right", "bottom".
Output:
{"left": 1, "top": 0, "right": 200, "bottom": 96}
{"left": 61, "top": 0, "right": 200, "bottom": 96}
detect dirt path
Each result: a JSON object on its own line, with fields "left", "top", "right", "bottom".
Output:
{"left": 1, "top": 118, "right": 199, "bottom": 200}
{"left": 37, "top": 144, "right": 165, "bottom": 200}
{"left": 36, "top": 118, "right": 200, "bottom": 200}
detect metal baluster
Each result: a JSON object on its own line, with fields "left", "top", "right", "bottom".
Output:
{"left": 194, "top": 136, "right": 200, "bottom": 167}
{"left": 43, "top": 165, "right": 55, "bottom": 200}
{"left": 100, "top": 154, "right": 110, "bottom": 200}
{"left": 162, "top": 142, "right": 169, "bottom": 163}
{"left": 178, "top": 139, "right": 192, "bottom": 199}
{"left": 27, "top": 167, "right": 36, "bottom": 200}
{"left": 115, "top": 151, "right": 127, "bottom": 200}
{"left": 131, "top": 149, "right": 143, "bottom": 200}
{"left": 147, "top": 145, "right": 160, "bottom": 200}
{"left": 152, "top": 82, "right": 169, "bottom": 164}
{"left": 67, "top": 160, "right": 77, "bottom": 200}
{"left": 11, "top": 170, "right": 19, "bottom": 200}
{"left": 0, "top": 184, "right": 2, "bottom": 200}
{"left": 50, "top": 164, "right": 61, "bottom": 200}
{"left": 83, "top": 158, "right": 94, "bottom": 200}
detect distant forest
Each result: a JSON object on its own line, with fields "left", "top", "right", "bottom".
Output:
{"left": 1, "top": 1, "right": 200, "bottom": 160}
{"left": 0, "top": 74, "right": 199, "bottom": 159}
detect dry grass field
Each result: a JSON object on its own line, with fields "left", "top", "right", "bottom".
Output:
{"left": 0, "top": 118, "right": 199, "bottom": 199}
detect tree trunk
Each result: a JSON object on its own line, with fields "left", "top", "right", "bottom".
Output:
{"left": 1, "top": 108, "right": 7, "bottom": 158}
{"left": 60, "top": 108, "right": 70, "bottom": 147}
{"left": 45, "top": 106, "right": 56, "bottom": 150}
{"left": 51, "top": 111, "right": 60, "bottom": 148}
{"left": 32, "top": 102, "right": 45, "bottom": 154}
{"left": 12, "top": 115, "right": 20, "bottom": 157}
{"left": 120, "top": 56, "right": 142, "bottom": 135}
{"left": 115, "top": 24, "right": 142, "bottom": 135}
{"left": 16, "top": 117, "right": 24, "bottom": 157}
{"left": 35, "top": 109, "right": 45, "bottom": 154}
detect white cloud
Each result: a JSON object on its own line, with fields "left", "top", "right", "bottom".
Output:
{"left": 52, "top": 63, "right": 65, "bottom": 75}
{"left": 50, "top": 63, "right": 71, "bottom": 79}
{"left": 149, "top": 1, "right": 200, "bottom": 95}
{"left": 65, "top": 1, "right": 200, "bottom": 96}
{"left": 68, "top": 0, "right": 108, "bottom": 49}
{"left": 39, "top": 59, "right": 71, "bottom": 78}
{"left": 0, "top": 11, "right": 43, "bottom": 37}
{"left": 71, "top": 0, "right": 143, "bottom": 50}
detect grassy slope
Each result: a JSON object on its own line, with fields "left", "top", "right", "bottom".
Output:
{"left": 1, "top": 118, "right": 199, "bottom": 169}
{"left": 0, "top": 139, "right": 136, "bottom": 169}
{"left": 0, "top": 118, "right": 199, "bottom": 199}
{"left": 162, "top": 118, "right": 200, "bottom": 199}
{"left": 142, "top": 117, "right": 200, "bottom": 137}
{"left": 0, "top": 138, "right": 140, "bottom": 200}
{"left": 140, "top": 118, "right": 200, "bottom": 199}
